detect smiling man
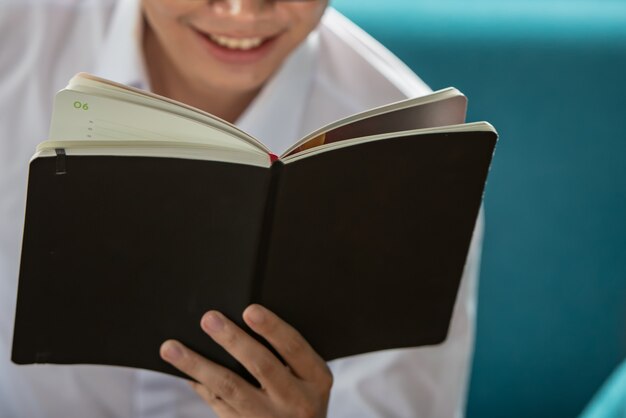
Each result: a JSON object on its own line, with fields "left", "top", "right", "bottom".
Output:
{"left": 141, "top": 0, "right": 328, "bottom": 124}
{"left": 0, "top": 0, "right": 482, "bottom": 417}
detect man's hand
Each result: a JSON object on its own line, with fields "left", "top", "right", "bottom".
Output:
{"left": 160, "top": 304, "right": 333, "bottom": 418}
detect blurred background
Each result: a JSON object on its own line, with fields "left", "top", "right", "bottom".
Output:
{"left": 332, "top": 1, "right": 626, "bottom": 416}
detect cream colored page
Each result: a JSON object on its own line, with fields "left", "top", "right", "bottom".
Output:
{"left": 35, "top": 140, "right": 271, "bottom": 168}
{"left": 70, "top": 73, "right": 268, "bottom": 153}
{"left": 283, "top": 122, "right": 496, "bottom": 164}
{"left": 282, "top": 88, "right": 467, "bottom": 158}
{"left": 49, "top": 90, "right": 262, "bottom": 155}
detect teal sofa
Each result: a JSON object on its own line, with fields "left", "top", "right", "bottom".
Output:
{"left": 333, "top": 1, "right": 626, "bottom": 417}
{"left": 579, "top": 358, "right": 626, "bottom": 418}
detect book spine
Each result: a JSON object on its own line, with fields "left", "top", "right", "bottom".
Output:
{"left": 250, "top": 160, "right": 283, "bottom": 304}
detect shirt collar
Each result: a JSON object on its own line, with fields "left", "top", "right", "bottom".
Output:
{"left": 93, "top": 0, "right": 319, "bottom": 155}
{"left": 94, "top": 0, "right": 148, "bottom": 89}
{"left": 235, "top": 31, "right": 319, "bottom": 155}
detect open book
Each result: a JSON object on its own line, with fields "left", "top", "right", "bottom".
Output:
{"left": 12, "top": 73, "right": 498, "bottom": 381}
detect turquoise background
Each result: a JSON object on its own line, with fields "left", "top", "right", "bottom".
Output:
{"left": 332, "top": 1, "right": 626, "bottom": 417}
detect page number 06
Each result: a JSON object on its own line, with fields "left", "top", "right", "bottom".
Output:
{"left": 73, "top": 101, "right": 89, "bottom": 111}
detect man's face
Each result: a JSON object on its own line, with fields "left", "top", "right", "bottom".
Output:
{"left": 142, "top": 0, "right": 328, "bottom": 94}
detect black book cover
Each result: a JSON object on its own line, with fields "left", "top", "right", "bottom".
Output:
{"left": 12, "top": 129, "right": 497, "bottom": 380}
{"left": 12, "top": 156, "right": 272, "bottom": 378}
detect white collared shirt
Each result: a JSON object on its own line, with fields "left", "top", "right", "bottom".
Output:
{"left": 0, "top": 1, "right": 481, "bottom": 417}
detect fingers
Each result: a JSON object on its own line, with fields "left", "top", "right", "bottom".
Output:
{"left": 162, "top": 307, "right": 333, "bottom": 418}
{"left": 160, "top": 339, "right": 259, "bottom": 409}
{"left": 199, "top": 311, "right": 293, "bottom": 393}
{"left": 187, "top": 381, "right": 236, "bottom": 417}
{"left": 243, "top": 304, "right": 333, "bottom": 387}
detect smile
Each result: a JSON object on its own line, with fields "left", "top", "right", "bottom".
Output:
{"left": 208, "top": 34, "right": 265, "bottom": 51}
{"left": 192, "top": 27, "right": 281, "bottom": 64}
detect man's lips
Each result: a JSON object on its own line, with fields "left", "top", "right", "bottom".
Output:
{"left": 192, "top": 27, "right": 282, "bottom": 64}
{"left": 192, "top": 27, "right": 281, "bottom": 52}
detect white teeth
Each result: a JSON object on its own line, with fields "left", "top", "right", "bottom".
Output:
{"left": 209, "top": 34, "right": 264, "bottom": 50}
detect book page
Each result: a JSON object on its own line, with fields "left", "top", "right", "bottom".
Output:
{"left": 70, "top": 73, "right": 270, "bottom": 154}
{"left": 282, "top": 122, "right": 496, "bottom": 164}
{"left": 34, "top": 140, "right": 271, "bottom": 168}
{"left": 50, "top": 89, "right": 265, "bottom": 157}
{"left": 282, "top": 88, "right": 467, "bottom": 158}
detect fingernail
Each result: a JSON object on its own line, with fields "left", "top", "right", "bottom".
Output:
{"left": 162, "top": 341, "right": 183, "bottom": 362}
{"left": 203, "top": 311, "right": 224, "bottom": 332}
{"left": 247, "top": 304, "right": 265, "bottom": 325}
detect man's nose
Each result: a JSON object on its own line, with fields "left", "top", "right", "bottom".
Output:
{"left": 208, "top": 0, "right": 273, "bottom": 17}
